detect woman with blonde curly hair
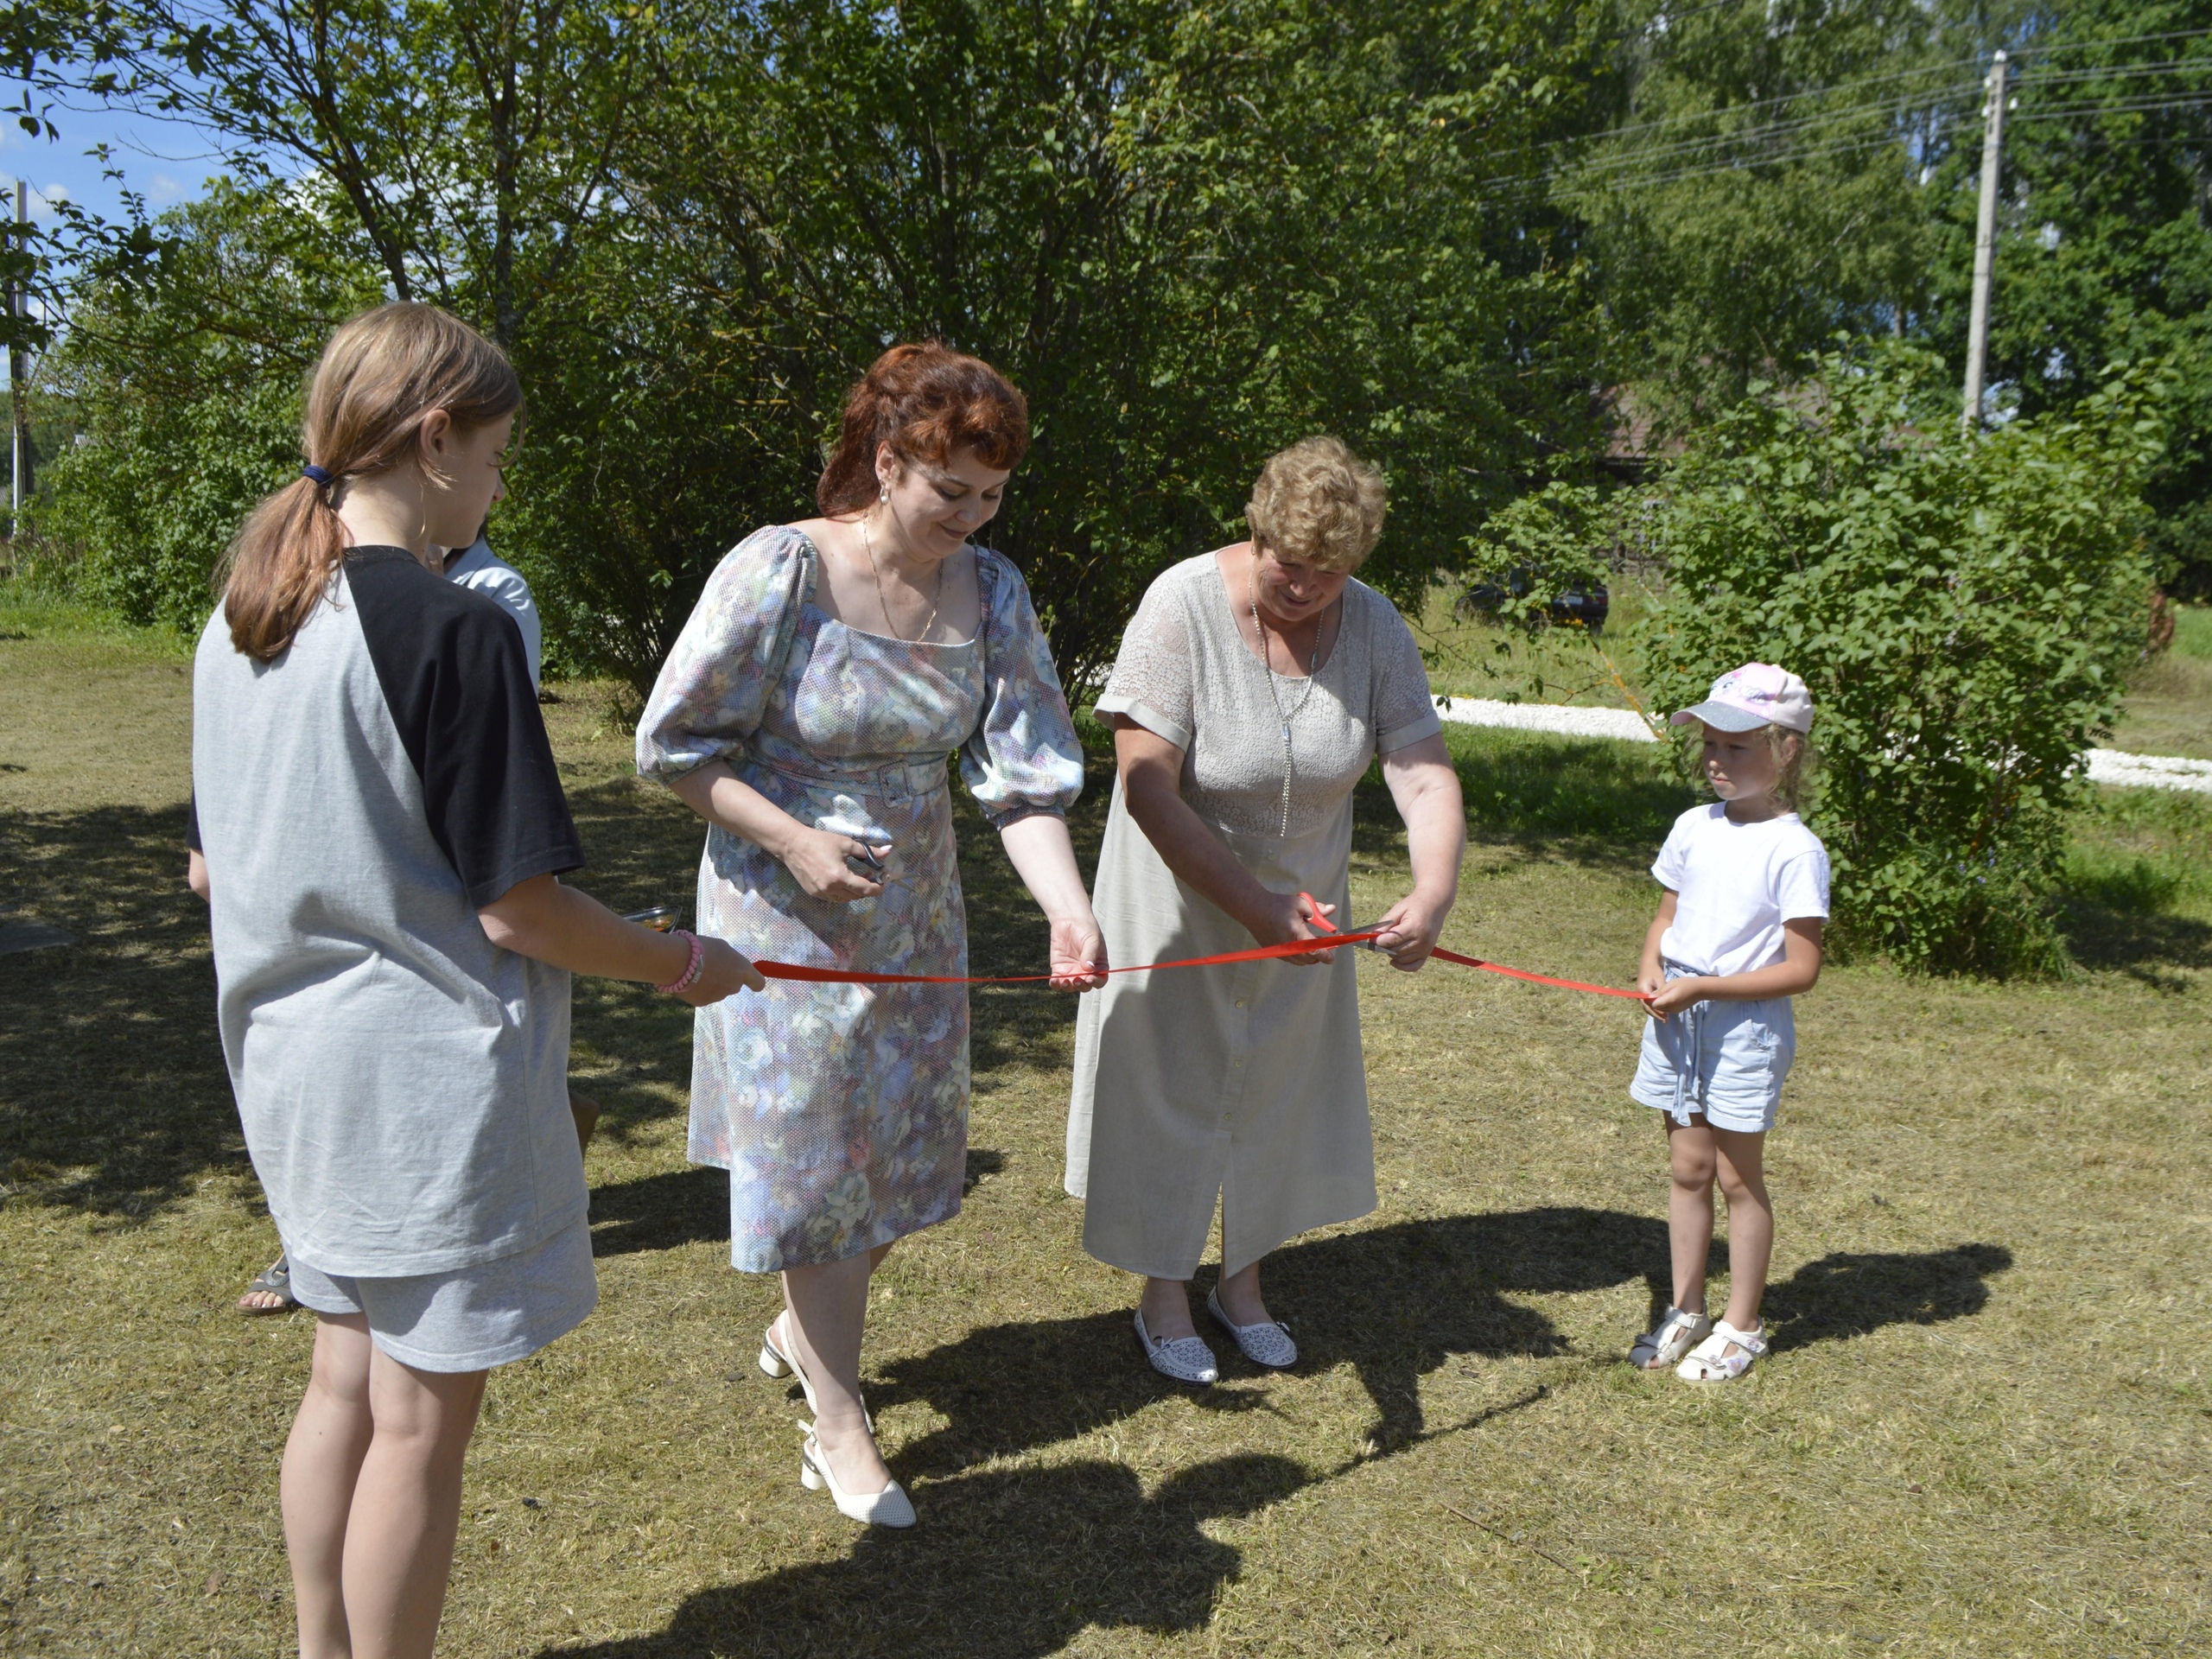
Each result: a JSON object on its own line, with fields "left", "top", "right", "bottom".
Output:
{"left": 1065, "top": 435, "right": 1466, "bottom": 1384}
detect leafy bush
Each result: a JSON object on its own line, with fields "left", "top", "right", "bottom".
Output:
{"left": 1637, "top": 348, "right": 2165, "bottom": 974}
{"left": 1464, "top": 348, "right": 2167, "bottom": 973}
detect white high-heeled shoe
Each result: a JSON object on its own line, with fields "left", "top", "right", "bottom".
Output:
{"left": 800, "top": 1424, "right": 916, "bottom": 1528}
{"left": 760, "top": 1314, "right": 874, "bottom": 1429}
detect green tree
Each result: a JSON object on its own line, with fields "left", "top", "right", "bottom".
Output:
{"left": 1572, "top": 0, "right": 1976, "bottom": 431}
{"left": 1923, "top": 0, "right": 2212, "bottom": 594}
{"left": 519, "top": 0, "right": 1626, "bottom": 690}
{"left": 1635, "top": 347, "right": 2165, "bottom": 974}
{"left": 33, "top": 182, "right": 385, "bottom": 630}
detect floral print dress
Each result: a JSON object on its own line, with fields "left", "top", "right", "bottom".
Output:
{"left": 637, "top": 525, "right": 1085, "bottom": 1271}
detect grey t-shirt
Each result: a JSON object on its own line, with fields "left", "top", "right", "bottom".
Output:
{"left": 190, "top": 548, "right": 588, "bottom": 1276}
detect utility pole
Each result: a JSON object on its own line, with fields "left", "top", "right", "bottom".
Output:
{"left": 4, "top": 178, "right": 16, "bottom": 531}
{"left": 1961, "top": 50, "right": 2009, "bottom": 433}
{"left": 9, "top": 179, "right": 28, "bottom": 527}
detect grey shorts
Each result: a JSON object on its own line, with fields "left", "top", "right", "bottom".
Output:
{"left": 1630, "top": 970, "right": 1795, "bottom": 1134}
{"left": 286, "top": 1217, "right": 598, "bottom": 1374}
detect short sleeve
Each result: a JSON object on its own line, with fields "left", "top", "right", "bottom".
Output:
{"left": 1092, "top": 569, "right": 1196, "bottom": 751}
{"left": 1776, "top": 839, "right": 1832, "bottom": 921}
{"left": 186, "top": 792, "right": 202, "bottom": 852}
{"left": 1362, "top": 586, "right": 1443, "bottom": 754}
{"left": 959, "top": 550, "right": 1086, "bottom": 829}
{"left": 458, "top": 563, "right": 543, "bottom": 691}
{"left": 346, "top": 550, "right": 585, "bottom": 907}
{"left": 1651, "top": 813, "right": 1696, "bottom": 890}
{"left": 636, "top": 527, "right": 814, "bottom": 784}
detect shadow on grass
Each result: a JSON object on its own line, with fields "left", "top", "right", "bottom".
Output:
{"left": 1763, "top": 1243, "right": 2012, "bottom": 1350}
{"left": 1352, "top": 724, "right": 1694, "bottom": 873}
{"left": 867, "top": 1211, "right": 2014, "bottom": 1462}
{"left": 588, "top": 1151, "right": 1007, "bottom": 1258}
{"left": 2053, "top": 896, "right": 2212, "bottom": 990}
{"left": 542, "top": 1452, "right": 1307, "bottom": 1659}
{"left": 0, "top": 802, "right": 239, "bottom": 1217}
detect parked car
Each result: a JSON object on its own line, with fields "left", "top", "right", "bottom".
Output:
{"left": 1459, "top": 567, "right": 1611, "bottom": 633}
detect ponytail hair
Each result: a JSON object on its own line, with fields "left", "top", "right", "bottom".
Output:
{"left": 816, "top": 341, "right": 1028, "bottom": 517}
{"left": 222, "top": 302, "right": 523, "bottom": 662}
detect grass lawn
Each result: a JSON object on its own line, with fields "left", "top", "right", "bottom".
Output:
{"left": 3, "top": 591, "right": 2209, "bottom": 1657}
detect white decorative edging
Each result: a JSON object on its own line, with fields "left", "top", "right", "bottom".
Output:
{"left": 1436, "top": 697, "right": 1660, "bottom": 743}
{"left": 1439, "top": 700, "right": 2212, "bottom": 796}
{"left": 2086, "top": 749, "right": 2212, "bottom": 795}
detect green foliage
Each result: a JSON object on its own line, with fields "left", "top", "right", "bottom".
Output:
{"left": 1574, "top": 0, "right": 1974, "bottom": 431}
{"left": 1636, "top": 346, "right": 2166, "bottom": 974}
{"left": 31, "top": 182, "right": 385, "bottom": 632}
{"left": 35, "top": 0, "right": 1624, "bottom": 693}
{"left": 1923, "top": 0, "right": 2212, "bottom": 595}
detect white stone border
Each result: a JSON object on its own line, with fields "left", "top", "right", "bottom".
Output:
{"left": 1437, "top": 699, "right": 2212, "bottom": 795}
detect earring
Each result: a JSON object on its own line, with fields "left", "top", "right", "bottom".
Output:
{"left": 879, "top": 482, "right": 890, "bottom": 504}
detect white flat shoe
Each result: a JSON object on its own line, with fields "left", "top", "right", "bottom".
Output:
{"left": 1135, "top": 1308, "right": 1218, "bottom": 1386}
{"left": 1205, "top": 1287, "right": 1297, "bottom": 1370}
{"left": 800, "top": 1426, "right": 916, "bottom": 1528}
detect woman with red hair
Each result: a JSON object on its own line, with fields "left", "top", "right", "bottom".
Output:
{"left": 638, "top": 343, "right": 1105, "bottom": 1528}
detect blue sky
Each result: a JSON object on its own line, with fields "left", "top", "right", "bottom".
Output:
{"left": 3, "top": 92, "right": 226, "bottom": 232}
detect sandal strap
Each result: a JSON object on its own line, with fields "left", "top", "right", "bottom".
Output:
{"left": 1712, "top": 1320, "right": 1769, "bottom": 1356}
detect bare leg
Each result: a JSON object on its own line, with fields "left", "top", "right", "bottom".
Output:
{"left": 339, "top": 1352, "right": 486, "bottom": 1659}
{"left": 1213, "top": 1257, "right": 1273, "bottom": 1327}
{"left": 281, "top": 1319, "right": 486, "bottom": 1659}
{"left": 1662, "top": 1116, "right": 1719, "bottom": 1343}
{"left": 283, "top": 1315, "right": 376, "bottom": 1659}
{"left": 1139, "top": 1275, "right": 1199, "bottom": 1341}
{"left": 1712, "top": 1127, "right": 1773, "bottom": 1339}
{"left": 782, "top": 1253, "right": 892, "bottom": 1495}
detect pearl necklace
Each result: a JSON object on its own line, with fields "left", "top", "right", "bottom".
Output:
{"left": 1249, "top": 569, "right": 1323, "bottom": 838}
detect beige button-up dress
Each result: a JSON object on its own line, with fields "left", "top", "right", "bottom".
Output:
{"left": 1065, "top": 552, "right": 1443, "bottom": 1278}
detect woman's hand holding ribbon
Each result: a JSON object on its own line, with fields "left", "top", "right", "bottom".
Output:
{"left": 1245, "top": 888, "right": 1338, "bottom": 966}
{"left": 1370, "top": 888, "right": 1452, "bottom": 971}
{"left": 1046, "top": 912, "right": 1109, "bottom": 992}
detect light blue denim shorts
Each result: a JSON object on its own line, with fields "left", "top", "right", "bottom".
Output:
{"left": 284, "top": 1217, "right": 598, "bottom": 1374}
{"left": 1630, "top": 966, "right": 1796, "bottom": 1134}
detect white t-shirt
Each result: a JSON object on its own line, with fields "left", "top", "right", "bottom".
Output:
{"left": 1652, "top": 804, "right": 1831, "bottom": 977}
{"left": 445, "top": 537, "right": 543, "bottom": 691}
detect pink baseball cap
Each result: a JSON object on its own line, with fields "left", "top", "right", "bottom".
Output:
{"left": 1670, "top": 663, "right": 1814, "bottom": 734}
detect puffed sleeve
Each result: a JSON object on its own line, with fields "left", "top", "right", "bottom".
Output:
{"left": 959, "top": 549, "right": 1086, "bottom": 829}
{"left": 636, "top": 525, "right": 814, "bottom": 783}
{"left": 1090, "top": 568, "right": 1195, "bottom": 750}
{"left": 1362, "top": 583, "right": 1444, "bottom": 754}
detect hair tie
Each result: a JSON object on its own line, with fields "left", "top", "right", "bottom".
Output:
{"left": 302, "top": 464, "right": 334, "bottom": 487}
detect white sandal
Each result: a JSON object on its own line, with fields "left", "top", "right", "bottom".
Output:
{"left": 1205, "top": 1287, "right": 1297, "bottom": 1370}
{"left": 1630, "top": 1306, "right": 1713, "bottom": 1371}
{"left": 1676, "top": 1319, "right": 1768, "bottom": 1382}
{"left": 799, "top": 1422, "right": 915, "bottom": 1529}
{"left": 1135, "top": 1308, "right": 1218, "bottom": 1386}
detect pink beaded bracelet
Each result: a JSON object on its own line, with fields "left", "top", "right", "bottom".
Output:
{"left": 655, "top": 928, "right": 705, "bottom": 995}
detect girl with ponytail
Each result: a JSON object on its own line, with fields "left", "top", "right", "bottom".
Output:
{"left": 188, "top": 301, "right": 765, "bottom": 1659}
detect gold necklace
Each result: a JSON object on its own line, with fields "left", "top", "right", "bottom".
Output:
{"left": 1249, "top": 567, "right": 1323, "bottom": 838}
{"left": 860, "top": 510, "right": 944, "bottom": 644}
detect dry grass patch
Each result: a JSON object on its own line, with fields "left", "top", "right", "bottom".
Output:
{"left": 3, "top": 599, "right": 2209, "bottom": 1656}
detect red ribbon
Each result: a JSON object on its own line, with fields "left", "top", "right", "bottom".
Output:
{"left": 751, "top": 890, "right": 1647, "bottom": 1001}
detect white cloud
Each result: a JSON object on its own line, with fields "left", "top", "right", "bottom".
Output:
{"left": 146, "top": 172, "right": 188, "bottom": 206}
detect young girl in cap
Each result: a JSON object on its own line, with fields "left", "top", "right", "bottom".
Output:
{"left": 1627, "top": 663, "right": 1829, "bottom": 1383}
{"left": 188, "top": 301, "right": 764, "bottom": 1657}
